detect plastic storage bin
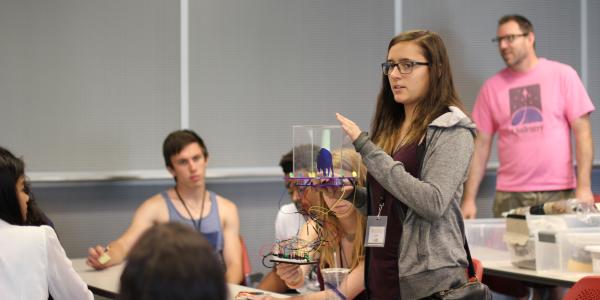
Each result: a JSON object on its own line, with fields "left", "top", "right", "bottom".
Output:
{"left": 535, "top": 230, "right": 561, "bottom": 272}
{"left": 464, "top": 218, "right": 509, "bottom": 261}
{"left": 509, "top": 237, "right": 537, "bottom": 269}
{"left": 558, "top": 229, "right": 600, "bottom": 273}
{"left": 505, "top": 214, "right": 600, "bottom": 270}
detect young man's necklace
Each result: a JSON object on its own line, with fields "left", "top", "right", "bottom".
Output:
{"left": 175, "top": 186, "right": 207, "bottom": 233}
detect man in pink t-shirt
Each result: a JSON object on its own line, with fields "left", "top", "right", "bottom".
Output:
{"left": 462, "top": 15, "right": 595, "bottom": 219}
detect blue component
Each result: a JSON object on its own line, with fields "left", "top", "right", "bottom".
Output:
{"left": 316, "top": 148, "right": 334, "bottom": 177}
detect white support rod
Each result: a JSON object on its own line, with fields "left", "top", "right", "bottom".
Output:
{"left": 394, "top": 0, "right": 403, "bottom": 35}
{"left": 180, "top": 0, "right": 190, "bottom": 129}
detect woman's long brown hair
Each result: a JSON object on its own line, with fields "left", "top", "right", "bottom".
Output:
{"left": 370, "top": 30, "right": 466, "bottom": 154}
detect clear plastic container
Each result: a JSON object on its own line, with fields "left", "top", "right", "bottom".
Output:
{"left": 558, "top": 230, "right": 600, "bottom": 273}
{"left": 508, "top": 237, "right": 537, "bottom": 269}
{"left": 505, "top": 214, "right": 600, "bottom": 270}
{"left": 535, "top": 230, "right": 561, "bottom": 272}
{"left": 464, "top": 218, "right": 509, "bottom": 261}
{"left": 535, "top": 227, "right": 600, "bottom": 273}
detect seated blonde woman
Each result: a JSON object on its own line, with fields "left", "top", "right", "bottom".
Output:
{"left": 273, "top": 149, "right": 367, "bottom": 300}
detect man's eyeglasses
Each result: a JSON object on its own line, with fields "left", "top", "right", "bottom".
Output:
{"left": 491, "top": 33, "right": 529, "bottom": 44}
{"left": 382, "top": 60, "right": 430, "bottom": 75}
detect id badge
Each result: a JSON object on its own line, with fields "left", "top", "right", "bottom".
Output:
{"left": 365, "top": 215, "right": 387, "bottom": 247}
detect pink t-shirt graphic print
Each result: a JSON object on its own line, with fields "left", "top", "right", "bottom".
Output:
{"left": 510, "top": 84, "right": 542, "bottom": 126}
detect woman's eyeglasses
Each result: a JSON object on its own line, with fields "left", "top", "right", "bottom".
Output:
{"left": 382, "top": 60, "right": 430, "bottom": 75}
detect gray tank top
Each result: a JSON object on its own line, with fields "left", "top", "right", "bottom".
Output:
{"left": 162, "top": 191, "right": 224, "bottom": 252}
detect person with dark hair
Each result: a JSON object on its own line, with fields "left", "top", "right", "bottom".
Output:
{"left": 336, "top": 30, "right": 476, "bottom": 299}
{"left": 462, "top": 14, "right": 595, "bottom": 219}
{"left": 118, "top": 222, "right": 227, "bottom": 300}
{"left": 276, "top": 144, "right": 321, "bottom": 242}
{"left": 461, "top": 14, "right": 595, "bottom": 300}
{"left": 87, "top": 129, "right": 243, "bottom": 284}
{"left": 24, "top": 183, "right": 55, "bottom": 228}
{"left": 257, "top": 145, "right": 321, "bottom": 293}
{"left": 0, "top": 146, "right": 93, "bottom": 299}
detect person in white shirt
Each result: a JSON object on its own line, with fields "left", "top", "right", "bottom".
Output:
{"left": 275, "top": 145, "right": 321, "bottom": 241}
{"left": 258, "top": 145, "right": 320, "bottom": 292}
{"left": 0, "top": 146, "right": 93, "bottom": 300}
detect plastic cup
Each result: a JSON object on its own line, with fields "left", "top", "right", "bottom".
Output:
{"left": 321, "top": 268, "right": 349, "bottom": 300}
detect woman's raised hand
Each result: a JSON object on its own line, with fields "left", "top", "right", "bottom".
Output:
{"left": 335, "top": 113, "right": 362, "bottom": 142}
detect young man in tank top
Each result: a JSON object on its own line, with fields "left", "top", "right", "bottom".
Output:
{"left": 86, "top": 130, "right": 243, "bottom": 284}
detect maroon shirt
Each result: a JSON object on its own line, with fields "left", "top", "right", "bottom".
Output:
{"left": 367, "top": 142, "right": 420, "bottom": 300}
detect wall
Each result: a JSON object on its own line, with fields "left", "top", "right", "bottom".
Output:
{"left": 0, "top": 0, "right": 393, "bottom": 179}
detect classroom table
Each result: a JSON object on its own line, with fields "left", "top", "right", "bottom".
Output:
{"left": 71, "top": 258, "right": 289, "bottom": 299}
{"left": 72, "top": 256, "right": 591, "bottom": 297}
{"left": 482, "top": 260, "right": 591, "bottom": 287}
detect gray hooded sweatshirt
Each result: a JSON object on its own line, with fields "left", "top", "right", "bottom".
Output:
{"left": 353, "top": 106, "right": 476, "bottom": 300}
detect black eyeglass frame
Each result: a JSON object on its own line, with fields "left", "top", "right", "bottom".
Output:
{"left": 491, "top": 32, "right": 529, "bottom": 44}
{"left": 381, "top": 60, "right": 430, "bottom": 75}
